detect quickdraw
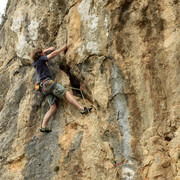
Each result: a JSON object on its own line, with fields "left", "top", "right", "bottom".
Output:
{"left": 79, "top": 82, "right": 85, "bottom": 91}
{"left": 113, "top": 159, "right": 128, "bottom": 166}
{"left": 49, "top": 0, "right": 55, "bottom": 11}
{"left": 6, "top": 55, "right": 17, "bottom": 66}
{"left": 35, "top": 82, "right": 41, "bottom": 91}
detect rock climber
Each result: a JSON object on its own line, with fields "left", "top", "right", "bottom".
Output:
{"left": 32, "top": 44, "right": 92, "bottom": 133}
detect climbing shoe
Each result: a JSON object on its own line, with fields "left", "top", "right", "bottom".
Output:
{"left": 40, "top": 127, "right": 52, "bottom": 133}
{"left": 80, "top": 107, "right": 92, "bottom": 114}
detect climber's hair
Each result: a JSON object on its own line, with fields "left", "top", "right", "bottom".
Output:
{"left": 31, "top": 47, "right": 43, "bottom": 61}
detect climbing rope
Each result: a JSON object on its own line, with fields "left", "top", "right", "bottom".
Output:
{"left": 66, "top": 81, "right": 126, "bottom": 179}
{"left": 67, "top": 82, "right": 89, "bottom": 110}
{"left": 67, "top": 81, "right": 129, "bottom": 175}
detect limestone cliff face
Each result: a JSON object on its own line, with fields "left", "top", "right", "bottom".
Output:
{"left": 0, "top": 0, "right": 180, "bottom": 179}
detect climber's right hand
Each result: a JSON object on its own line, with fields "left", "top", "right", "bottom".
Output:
{"left": 47, "top": 44, "right": 67, "bottom": 60}
{"left": 50, "top": 47, "right": 56, "bottom": 51}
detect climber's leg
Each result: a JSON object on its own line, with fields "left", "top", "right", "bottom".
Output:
{"left": 41, "top": 102, "right": 57, "bottom": 129}
{"left": 52, "top": 83, "right": 92, "bottom": 114}
{"left": 52, "top": 83, "right": 83, "bottom": 110}
{"left": 64, "top": 91, "right": 84, "bottom": 110}
{"left": 64, "top": 91, "right": 92, "bottom": 114}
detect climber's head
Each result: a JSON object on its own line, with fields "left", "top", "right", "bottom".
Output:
{"left": 31, "top": 47, "right": 43, "bottom": 61}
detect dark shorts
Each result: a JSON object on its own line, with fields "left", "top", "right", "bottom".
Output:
{"left": 41, "top": 79, "right": 66, "bottom": 106}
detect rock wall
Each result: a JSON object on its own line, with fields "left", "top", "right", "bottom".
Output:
{"left": 0, "top": 0, "right": 180, "bottom": 179}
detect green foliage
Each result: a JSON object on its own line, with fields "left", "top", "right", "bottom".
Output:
{"left": 0, "top": 0, "right": 11, "bottom": 30}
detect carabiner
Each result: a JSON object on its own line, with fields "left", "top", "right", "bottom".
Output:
{"left": 49, "top": 1, "right": 54, "bottom": 11}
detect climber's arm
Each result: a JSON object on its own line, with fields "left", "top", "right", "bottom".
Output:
{"left": 47, "top": 44, "right": 67, "bottom": 60}
{"left": 43, "top": 47, "right": 56, "bottom": 54}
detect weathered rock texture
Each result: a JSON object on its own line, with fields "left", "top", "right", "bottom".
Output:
{"left": 0, "top": 0, "right": 180, "bottom": 179}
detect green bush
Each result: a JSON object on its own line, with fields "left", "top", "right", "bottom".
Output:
{"left": 0, "top": 0, "right": 11, "bottom": 30}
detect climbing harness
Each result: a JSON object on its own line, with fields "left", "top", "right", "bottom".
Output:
{"left": 35, "top": 78, "right": 54, "bottom": 92}
{"left": 40, "top": 78, "right": 55, "bottom": 93}
{"left": 35, "top": 78, "right": 55, "bottom": 94}
{"left": 49, "top": 0, "right": 55, "bottom": 11}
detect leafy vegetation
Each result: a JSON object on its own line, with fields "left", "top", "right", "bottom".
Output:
{"left": 0, "top": 0, "right": 11, "bottom": 30}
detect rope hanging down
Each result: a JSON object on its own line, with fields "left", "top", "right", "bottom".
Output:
{"left": 67, "top": 81, "right": 89, "bottom": 111}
